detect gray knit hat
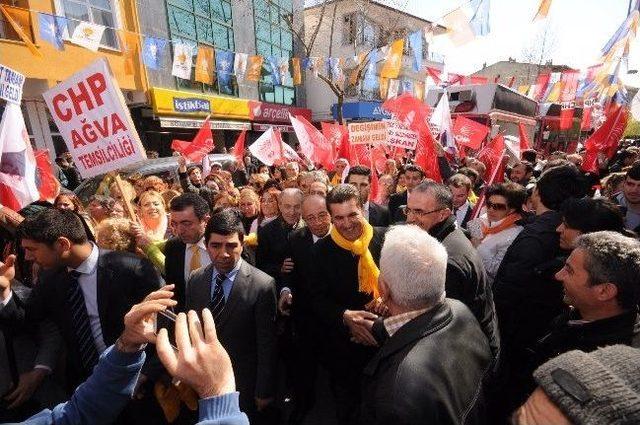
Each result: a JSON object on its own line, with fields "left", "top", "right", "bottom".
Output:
{"left": 533, "top": 345, "right": 640, "bottom": 425}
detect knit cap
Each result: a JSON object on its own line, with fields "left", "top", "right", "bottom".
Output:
{"left": 533, "top": 345, "right": 640, "bottom": 424}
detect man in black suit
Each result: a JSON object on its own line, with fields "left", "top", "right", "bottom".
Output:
{"left": 256, "top": 188, "right": 304, "bottom": 288}
{"left": 406, "top": 181, "right": 500, "bottom": 362}
{"left": 163, "top": 193, "right": 211, "bottom": 311}
{"left": 0, "top": 209, "right": 163, "bottom": 420}
{"left": 346, "top": 165, "right": 390, "bottom": 227}
{"left": 309, "top": 184, "right": 385, "bottom": 425}
{"left": 387, "top": 164, "right": 425, "bottom": 223}
{"left": 185, "top": 209, "right": 277, "bottom": 421}
{"left": 279, "top": 195, "right": 332, "bottom": 424}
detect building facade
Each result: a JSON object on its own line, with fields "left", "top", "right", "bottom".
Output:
{"left": 303, "top": 0, "right": 445, "bottom": 122}
{"left": 0, "top": 0, "right": 310, "bottom": 160}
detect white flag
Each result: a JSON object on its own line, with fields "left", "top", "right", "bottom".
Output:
{"left": 234, "top": 53, "right": 248, "bottom": 82}
{"left": 70, "top": 22, "right": 106, "bottom": 52}
{"left": 172, "top": 42, "right": 194, "bottom": 80}
{"left": 248, "top": 127, "right": 300, "bottom": 166}
{"left": 430, "top": 91, "right": 456, "bottom": 151}
{"left": 0, "top": 103, "right": 39, "bottom": 208}
{"left": 387, "top": 79, "right": 400, "bottom": 99}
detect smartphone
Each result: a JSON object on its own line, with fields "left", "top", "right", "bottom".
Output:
{"left": 155, "top": 310, "right": 178, "bottom": 350}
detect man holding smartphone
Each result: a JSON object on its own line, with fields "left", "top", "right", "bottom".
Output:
{"left": 185, "top": 209, "right": 277, "bottom": 422}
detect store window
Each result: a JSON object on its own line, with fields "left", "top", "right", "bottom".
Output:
{"left": 253, "top": 0, "right": 295, "bottom": 105}
{"left": 57, "top": 0, "right": 120, "bottom": 49}
{"left": 167, "top": 0, "right": 237, "bottom": 96}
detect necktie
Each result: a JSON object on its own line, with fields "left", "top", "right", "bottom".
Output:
{"left": 189, "top": 245, "right": 202, "bottom": 273}
{"left": 209, "top": 273, "right": 226, "bottom": 320}
{"left": 67, "top": 271, "right": 99, "bottom": 372}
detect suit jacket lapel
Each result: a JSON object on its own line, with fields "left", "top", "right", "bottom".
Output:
{"left": 215, "top": 261, "right": 248, "bottom": 329}
{"left": 196, "top": 264, "right": 215, "bottom": 312}
{"left": 96, "top": 252, "right": 111, "bottom": 335}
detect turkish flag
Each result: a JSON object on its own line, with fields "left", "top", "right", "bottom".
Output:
{"left": 453, "top": 116, "right": 488, "bottom": 149}
{"left": 518, "top": 122, "right": 531, "bottom": 151}
{"left": 290, "top": 114, "right": 334, "bottom": 169}
{"left": 231, "top": 130, "right": 247, "bottom": 163}
{"left": 171, "top": 117, "right": 214, "bottom": 162}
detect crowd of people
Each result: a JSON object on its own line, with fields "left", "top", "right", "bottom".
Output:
{"left": 1, "top": 139, "right": 640, "bottom": 425}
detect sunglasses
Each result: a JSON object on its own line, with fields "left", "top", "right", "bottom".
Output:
{"left": 486, "top": 201, "right": 508, "bottom": 211}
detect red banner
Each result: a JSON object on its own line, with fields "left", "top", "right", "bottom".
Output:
{"left": 453, "top": 116, "right": 488, "bottom": 149}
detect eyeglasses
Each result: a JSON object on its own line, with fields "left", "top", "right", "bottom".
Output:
{"left": 486, "top": 201, "right": 508, "bottom": 211}
{"left": 400, "top": 206, "right": 445, "bottom": 217}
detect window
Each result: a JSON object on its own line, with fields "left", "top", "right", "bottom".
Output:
{"left": 167, "top": 0, "right": 236, "bottom": 96}
{"left": 343, "top": 12, "right": 379, "bottom": 47}
{"left": 253, "top": 0, "right": 295, "bottom": 105}
{"left": 59, "top": 0, "right": 120, "bottom": 49}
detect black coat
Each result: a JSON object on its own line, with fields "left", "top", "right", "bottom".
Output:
{"left": 0, "top": 249, "right": 163, "bottom": 383}
{"left": 360, "top": 300, "right": 492, "bottom": 425}
{"left": 284, "top": 226, "right": 319, "bottom": 328}
{"left": 309, "top": 228, "right": 386, "bottom": 374}
{"left": 388, "top": 191, "right": 407, "bottom": 224}
{"left": 256, "top": 216, "right": 302, "bottom": 291}
{"left": 492, "top": 211, "right": 568, "bottom": 356}
{"left": 430, "top": 216, "right": 500, "bottom": 362}
{"left": 164, "top": 237, "right": 187, "bottom": 310}
{"left": 368, "top": 202, "right": 390, "bottom": 227}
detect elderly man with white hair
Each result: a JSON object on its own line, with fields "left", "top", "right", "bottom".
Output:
{"left": 358, "top": 225, "right": 492, "bottom": 425}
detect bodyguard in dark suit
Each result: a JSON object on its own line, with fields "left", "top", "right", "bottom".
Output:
{"left": 309, "top": 185, "right": 385, "bottom": 425}
{"left": 0, "top": 209, "right": 164, "bottom": 421}
{"left": 279, "top": 195, "right": 332, "bottom": 424}
{"left": 256, "top": 188, "right": 304, "bottom": 288}
{"left": 405, "top": 181, "right": 500, "bottom": 362}
{"left": 345, "top": 165, "right": 390, "bottom": 227}
{"left": 164, "top": 193, "right": 212, "bottom": 311}
{"left": 185, "top": 209, "right": 277, "bottom": 421}
{"left": 387, "top": 164, "right": 425, "bottom": 223}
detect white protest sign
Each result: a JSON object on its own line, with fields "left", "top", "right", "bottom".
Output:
{"left": 42, "top": 58, "right": 147, "bottom": 178}
{"left": 384, "top": 119, "right": 418, "bottom": 150}
{"left": 348, "top": 121, "right": 388, "bottom": 145}
{"left": 248, "top": 127, "right": 300, "bottom": 166}
{"left": 0, "top": 65, "right": 25, "bottom": 104}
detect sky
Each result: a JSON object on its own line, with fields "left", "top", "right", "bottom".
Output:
{"left": 354, "top": 0, "right": 639, "bottom": 81}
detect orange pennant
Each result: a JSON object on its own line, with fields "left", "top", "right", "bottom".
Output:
{"left": 194, "top": 46, "right": 215, "bottom": 85}
{"left": 348, "top": 52, "right": 367, "bottom": 86}
{"left": 380, "top": 39, "right": 403, "bottom": 79}
{"left": 292, "top": 57, "right": 302, "bottom": 85}
{"left": 0, "top": 5, "right": 42, "bottom": 57}
{"left": 246, "top": 55, "right": 264, "bottom": 82}
{"left": 118, "top": 30, "right": 140, "bottom": 76}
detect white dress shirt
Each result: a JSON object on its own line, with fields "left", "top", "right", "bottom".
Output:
{"left": 184, "top": 237, "right": 211, "bottom": 282}
{"left": 454, "top": 201, "right": 471, "bottom": 226}
{"left": 69, "top": 243, "right": 107, "bottom": 354}
{"left": 363, "top": 201, "right": 370, "bottom": 220}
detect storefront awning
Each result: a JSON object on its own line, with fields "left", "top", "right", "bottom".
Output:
{"left": 159, "top": 117, "right": 251, "bottom": 130}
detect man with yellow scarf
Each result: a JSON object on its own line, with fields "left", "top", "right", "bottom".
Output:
{"left": 309, "top": 184, "right": 387, "bottom": 425}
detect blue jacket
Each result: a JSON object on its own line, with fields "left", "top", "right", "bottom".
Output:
{"left": 17, "top": 345, "right": 249, "bottom": 425}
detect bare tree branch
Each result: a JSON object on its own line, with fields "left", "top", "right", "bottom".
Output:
{"left": 328, "top": 1, "right": 338, "bottom": 58}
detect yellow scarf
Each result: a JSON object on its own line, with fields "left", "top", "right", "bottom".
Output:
{"left": 330, "top": 219, "right": 380, "bottom": 298}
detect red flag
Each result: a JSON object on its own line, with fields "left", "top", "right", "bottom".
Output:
{"left": 448, "top": 73, "right": 465, "bottom": 85}
{"left": 414, "top": 130, "right": 442, "bottom": 182}
{"left": 518, "top": 122, "right": 531, "bottom": 151}
{"left": 470, "top": 76, "right": 488, "bottom": 84}
{"left": 582, "top": 106, "right": 629, "bottom": 173}
{"left": 371, "top": 144, "right": 388, "bottom": 175}
{"left": 382, "top": 92, "right": 431, "bottom": 135}
{"left": 453, "top": 116, "right": 488, "bottom": 149}
{"left": 473, "top": 133, "right": 506, "bottom": 218}
{"left": 426, "top": 67, "right": 442, "bottom": 85}
{"left": 34, "top": 150, "right": 60, "bottom": 201}
{"left": 336, "top": 129, "right": 352, "bottom": 163}
{"left": 171, "top": 117, "right": 214, "bottom": 162}
{"left": 559, "top": 102, "right": 575, "bottom": 130}
{"left": 321, "top": 121, "right": 348, "bottom": 161}
{"left": 231, "top": 130, "right": 247, "bottom": 163}
{"left": 289, "top": 114, "right": 334, "bottom": 169}
{"left": 507, "top": 76, "right": 516, "bottom": 87}
{"left": 352, "top": 144, "right": 370, "bottom": 166}
{"left": 493, "top": 75, "right": 500, "bottom": 83}
{"left": 533, "top": 73, "right": 551, "bottom": 101}
{"left": 581, "top": 98, "right": 595, "bottom": 130}
{"left": 370, "top": 161, "right": 380, "bottom": 203}
{"left": 560, "top": 70, "right": 580, "bottom": 102}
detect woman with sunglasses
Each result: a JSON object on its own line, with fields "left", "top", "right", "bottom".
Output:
{"left": 469, "top": 182, "right": 527, "bottom": 284}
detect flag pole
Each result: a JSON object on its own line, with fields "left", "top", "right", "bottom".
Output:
{"left": 113, "top": 174, "right": 138, "bottom": 223}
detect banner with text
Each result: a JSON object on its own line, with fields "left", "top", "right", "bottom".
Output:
{"left": 384, "top": 119, "right": 418, "bottom": 150}
{"left": 0, "top": 64, "right": 25, "bottom": 104}
{"left": 348, "top": 121, "right": 388, "bottom": 145}
{"left": 43, "top": 58, "right": 147, "bottom": 178}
